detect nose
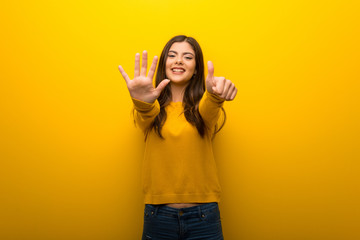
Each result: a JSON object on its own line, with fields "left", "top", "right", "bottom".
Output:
{"left": 175, "top": 56, "right": 183, "bottom": 64}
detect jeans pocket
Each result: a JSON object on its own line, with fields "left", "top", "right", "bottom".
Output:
{"left": 201, "top": 206, "right": 221, "bottom": 223}
{"left": 144, "top": 206, "right": 155, "bottom": 222}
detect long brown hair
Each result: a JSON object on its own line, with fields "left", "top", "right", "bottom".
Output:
{"left": 145, "top": 35, "right": 225, "bottom": 139}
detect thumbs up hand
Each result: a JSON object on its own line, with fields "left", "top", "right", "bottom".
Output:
{"left": 206, "top": 61, "right": 237, "bottom": 101}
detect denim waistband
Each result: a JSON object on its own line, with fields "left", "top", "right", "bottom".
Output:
{"left": 145, "top": 202, "right": 218, "bottom": 216}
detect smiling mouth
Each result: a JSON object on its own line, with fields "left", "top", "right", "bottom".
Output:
{"left": 171, "top": 68, "right": 185, "bottom": 73}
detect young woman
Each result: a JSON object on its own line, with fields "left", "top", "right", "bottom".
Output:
{"left": 118, "top": 35, "right": 237, "bottom": 240}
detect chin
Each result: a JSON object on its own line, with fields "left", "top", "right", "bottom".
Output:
{"left": 170, "top": 78, "right": 191, "bottom": 85}
{"left": 169, "top": 75, "right": 191, "bottom": 82}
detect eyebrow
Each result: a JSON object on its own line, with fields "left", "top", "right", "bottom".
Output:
{"left": 169, "top": 50, "right": 195, "bottom": 57}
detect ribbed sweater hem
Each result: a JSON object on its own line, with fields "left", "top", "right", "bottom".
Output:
{"left": 144, "top": 193, "right": 221, "bottom": 205}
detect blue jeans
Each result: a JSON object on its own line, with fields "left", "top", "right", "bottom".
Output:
{"left": 142, "top": 202, "right": 224, "bottom": 240}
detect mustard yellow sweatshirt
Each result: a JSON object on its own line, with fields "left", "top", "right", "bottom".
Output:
{"left": 132, "top": 91, "right": 225, "bottom": 204}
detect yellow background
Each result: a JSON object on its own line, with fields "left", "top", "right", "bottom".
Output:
{"left": 1, "top": 0, "right": 359, "bottom": 239}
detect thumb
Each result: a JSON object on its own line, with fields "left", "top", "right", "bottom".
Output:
{"left": 207, "top": 61, "right": 214, "bottom": 80}
{"left": 154, "top": 79, "right": 170, "bottom": 95}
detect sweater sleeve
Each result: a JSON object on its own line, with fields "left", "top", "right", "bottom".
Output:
{"left": 132, "top": 98, "right": 160, "bottom": 132}
{"left": 199, "top": 91, "right": 225, "bottom": 131}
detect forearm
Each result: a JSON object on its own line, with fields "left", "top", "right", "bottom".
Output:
{"left": 199, "top": 91, "right": 225, "bottom": 129}
{"left": 132, "top": 98, "right": 160, "bottom": 131}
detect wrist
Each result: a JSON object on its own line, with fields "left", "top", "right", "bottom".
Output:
{"left": 205, "top": 90, "right": 225, "bottom": 103}
{"left": 130, "top": 94, "right": 156, "bottom": 104}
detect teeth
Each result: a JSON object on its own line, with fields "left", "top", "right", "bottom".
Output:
{"left": 173, "top": 69, "right": 185, "bottom": 72}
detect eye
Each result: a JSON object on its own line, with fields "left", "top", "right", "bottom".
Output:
{"left": 168, "top": 54, "right": 175, "bottom": 58}
{"left": 185, "top": 57, "right": 193, "bottom": 60}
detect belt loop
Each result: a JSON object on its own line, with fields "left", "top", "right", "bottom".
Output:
{"left": 154, "top": 204, "right": 160, "bottom": 216}
{"left": 197, "top": 205, "right": 202, "bottom": 219}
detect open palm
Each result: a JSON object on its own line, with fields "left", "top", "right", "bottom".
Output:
{"left": 118, "top": 50, "right": 170, "bottom": 103}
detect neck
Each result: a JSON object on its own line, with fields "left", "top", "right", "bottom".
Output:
{"left": 170, "top": 83, "right": 188, "bottom": 102}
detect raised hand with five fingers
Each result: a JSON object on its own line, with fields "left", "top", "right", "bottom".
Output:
{"left": 206, "top": 61, "right": 237, "bottom": 101}
{"left": 118, "top": 50, "right": 170, "bottom": 104}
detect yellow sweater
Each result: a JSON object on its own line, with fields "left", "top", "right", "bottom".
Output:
{"left": 132, "top": 91, "right": 225, "bottom": 204}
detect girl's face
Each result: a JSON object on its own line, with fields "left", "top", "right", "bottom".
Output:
{"left": 165, "top": 41, "right": 196, "bottom": 85}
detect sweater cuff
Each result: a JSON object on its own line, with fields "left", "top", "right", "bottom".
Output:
{"left": 205, "top": 91, "right": 225, "bottom": 105}
{"left": 132, "top": 98, "right": 160, "bottom": 113}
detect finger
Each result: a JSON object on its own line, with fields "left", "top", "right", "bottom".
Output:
{"left": 207, "top": 61, "right": 214, "bottom": 80}
{"left": 141, "top": 50, "right": 148, "bottom": 77}
{"left": 134, "top": 53, "right": 140, "bottom": 77}
{"left": 154, "top": 79, "right": 170, "bottom": 96}
{"left": 147, "top": 56, "right": 158, "bottom": 80}
{"left": 221, "top": 80, "right": 232, "bottom": 99}
{"left": 214, "top": 77, "right": 226, "bottom": 95}
{"left": 118, "top": 65, "right": 131, "bottom": 85}
{"left": 225, "top": 83, "right": 235, "bottom": 100}
{"left": 230, "top": 87, "right": 238, "bottom": 100}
